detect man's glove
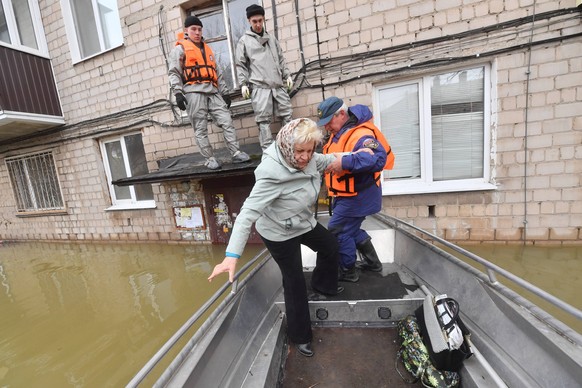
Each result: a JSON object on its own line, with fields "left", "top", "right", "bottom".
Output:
{"left": 286, "top": 76, "right": 294, "bottom": 92}
{"left": 222, "top": 94, "right": 232, "bottom": 108}
{"left": 175, "top": 92, "right": 187, "bottom": 111}
{"left": 241, "top": 84, "right": 251, "bottom": 99}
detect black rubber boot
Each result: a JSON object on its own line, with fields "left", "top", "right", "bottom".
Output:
{"left": 356, "top": 237, "right": 383, "bottom": 272}
{"left": 339, "top": 266, "right": 359, "bottom": 282}
{"left": 296, "top": 342, "right": 313, "bottom": 357}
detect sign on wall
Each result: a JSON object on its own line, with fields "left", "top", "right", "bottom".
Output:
{"left": 174, "top": 205, "right": 206, "bottom": 230}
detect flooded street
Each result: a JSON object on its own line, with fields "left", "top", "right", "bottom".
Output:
{"left": 456, "top": 243, "right": 582, "bottom": 333}
{"left": 0, "top": 240, "right": 580, "bottom": 386}
{"left": 0, "top": 241, "right": 264, "bottom": 387}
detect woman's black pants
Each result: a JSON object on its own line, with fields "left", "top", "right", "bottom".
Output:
{"left": 261, "top": 222, "right": 339, "bottom": 344}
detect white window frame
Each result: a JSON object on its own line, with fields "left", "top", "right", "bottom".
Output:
{"left": 60, "top": 0, "right": 124, "bottom": 63}
{"left": 374, "top": 63, "right": 496, "bottom": 196}
{"left": 100, "top": 132, "right": 156, "bottom": 211}
{"left": 0, "top": 0, "right": 49, "bottom": 57}
{"left": 193, "top": 0, "right": 259, "bottom": 91}
{"left": 5, "top": 150, "right": 66, "bottom": 214}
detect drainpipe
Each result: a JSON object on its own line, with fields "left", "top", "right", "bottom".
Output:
{"left": 312, "top": 0, "right": 325, "bottom": 100}
{"left": 222, "top": 0, "right": 236, "bottom": 87}
{"left": 294, "top": 0, "right": 306, "bottom": 70}
{"left": 523, "top": 1, "right": 537, "bottom": 244}
{"left": 270, "top": 0, "right": 278, "bottom": 40}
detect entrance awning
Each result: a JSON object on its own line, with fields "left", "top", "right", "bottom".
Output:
{"left": 113, "top": 143, "right": 262, "bottom": 186}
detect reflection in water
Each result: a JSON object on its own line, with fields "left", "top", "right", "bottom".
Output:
{"left": 0, "top": 241, "right": 264, "bottom": 387}
{"left": 456, "top": 243, "right": 582, "bottom": 333}
{"left": 1, "top": 241, "right": 579, "bottom": 385}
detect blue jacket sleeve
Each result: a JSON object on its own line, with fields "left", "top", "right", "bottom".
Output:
{"left": 341, "top": 135, "right": 387, "bottom": 174}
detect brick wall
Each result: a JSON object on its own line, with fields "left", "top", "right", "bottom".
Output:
{"left": 0, "top": 0, "right": 580, "bottom": 244}
{"left": 274, "top": 0, "right": 582, "bottom": 244}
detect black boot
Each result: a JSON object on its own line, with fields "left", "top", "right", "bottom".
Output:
{"left": 356, "top": 237, "right": 383, "bottom": 272}
{"left": 339, "top": 266, "right": 359, "bottom": 282}
{"left": 296, "top": 342, "right": 314, "bottom": 357}
{"left": 312, "top": 285, "right": 345, "bottom": 296}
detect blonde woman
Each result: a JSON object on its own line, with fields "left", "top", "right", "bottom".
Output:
{"left": 209, "top": 118, "right": 346, "bottom": 357}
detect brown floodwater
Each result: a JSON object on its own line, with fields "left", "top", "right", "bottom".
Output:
{"left": 0, "top": 240, "right": 579, "bottom": 386}
{"left": 455, "top": 243, "right": 582, "bottom": 333}
{"left": 0, "top": 241, "right": 264, "bottom": 387}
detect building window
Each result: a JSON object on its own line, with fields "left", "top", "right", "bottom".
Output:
{"left": 192, "top": 0, "right": 258, "bottom": 91}
{"left": 60, "top": 0, "right": 123, "bottom": 63}
{"left": 0, "top": 0, "right": 48, "bottom": 55}
{"left": 100, "top": 132, "right": 155, "bottom": 210}
{"left": 374, "top": 65, "right": 495, "bottom": 195}
{"left": 6, "top": 151, "right": 65, "bottom": 213}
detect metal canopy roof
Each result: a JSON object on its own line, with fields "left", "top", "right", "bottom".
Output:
{"left": 113, "top": 143, "right": 262, "bottom": 186}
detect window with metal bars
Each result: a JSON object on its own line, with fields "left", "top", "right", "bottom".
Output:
{"left": 5, "top": 151, "right": 65, "bottom": 212}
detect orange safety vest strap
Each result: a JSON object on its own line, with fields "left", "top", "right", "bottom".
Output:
{"left": 183, "top": 64, "right": 217, "bottom": 84}
{"left": 330, "top": 173, "right": 356, "bottom": 195}
{"left": 323, "top": 121, "right": 395, "bottom": 197}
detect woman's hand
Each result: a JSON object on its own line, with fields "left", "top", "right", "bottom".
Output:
{"left": 325, "top": 149, "right": 373, "bottom": 174}
{"left": 208, "top": 257, "right": 238, "bottom": 283}
{"left": 325, "top": 153, "right": 344, "bottom": 174}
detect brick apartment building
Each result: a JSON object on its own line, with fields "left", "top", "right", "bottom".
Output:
{"left": 0, "top": 0, "right": 580, "bottom": 244}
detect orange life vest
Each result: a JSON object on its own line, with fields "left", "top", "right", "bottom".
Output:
{"left": 176, "top": 38, "right": 218, "bottom": 87}
{"left": 323, "top": 121, "right": 395, "bottom": 197}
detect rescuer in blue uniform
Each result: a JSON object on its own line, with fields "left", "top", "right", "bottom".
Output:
{"left": 320, "top": 97, "right": 395, "bottom": 282}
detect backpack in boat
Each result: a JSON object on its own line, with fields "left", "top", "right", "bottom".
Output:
{"left": 396, "top": 315, "right": 460, "bottom": 388}
{"left": 415, "top": 295, "right": 473, "bottom": 372}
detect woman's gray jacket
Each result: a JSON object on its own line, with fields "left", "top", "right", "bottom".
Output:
{"left": 225, "top": 144, "right": 336, "bottom": 257}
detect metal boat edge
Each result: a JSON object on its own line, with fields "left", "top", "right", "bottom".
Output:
{"left": 128, "top": 214, "right": 582, "bottom": 387}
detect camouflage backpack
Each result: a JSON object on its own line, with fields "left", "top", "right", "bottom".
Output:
{"left": 396, "top": 315, "right": 460, "bottom": 388}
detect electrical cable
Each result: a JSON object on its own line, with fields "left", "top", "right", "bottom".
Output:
{"left": 2, "top": 118, "right": 182, "bottom": 154}
{"left": 523, "top": 1, "right": 538, "bottom": 243}
{"left": 287, "top": 0, "right": 306, "bottom": 99}
{"left": 299, "top": 32, "right": 582, "bottom": 89}
{"left": 3, "top": 7, "right": 578, "bottom": 154}
{"left": 271, "top": 0, "right": 278, "bottom": 40}
{"left": 0, "top": 99, "right": 174, "bottom": 150}
{"left": 293, "top": 8, "right": 580, "bottom": 90}
{"left": 158, "top": 5, "right": 184, "bottom": 122}
{"left": 312, "top": 0, "right": 325, "bottom": 100}
{"left": 294, "top": 0, "right": 306, "bottom": 70}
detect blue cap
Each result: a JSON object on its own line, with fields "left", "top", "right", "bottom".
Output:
{"left": 316, "top": 97, "right": 344, "bottom": 126}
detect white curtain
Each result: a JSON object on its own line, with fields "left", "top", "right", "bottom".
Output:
{"left": 378, "top": 83, "right": 421, "bottom": 179}
{"left": 431, "top": 68, "right": 484, "bottom": 181}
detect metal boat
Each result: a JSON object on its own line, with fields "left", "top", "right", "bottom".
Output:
{"left": 128, "top": 214, "right": 582, "bottom": 387}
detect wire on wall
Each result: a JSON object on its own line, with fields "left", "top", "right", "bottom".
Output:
{"left": 522, "top": 1, "right": 538, "bottom": 244}
{"left": 0, "top": 99, "right": 174, "bottom": 152}
{"left": 157, "top": 5, "right": 183, "bottom": 122}
{"left": 294, "top": 8, "right": 580, "bottom": 91}
{"left": 4, "top": 7, "right": 579, "bottom": 158}
{"left": 287, "top": 0, "right": 307, "bottom": 99}
{"left": 312, "top": 0, "right": 325, "bottom": 101}
{"left": 270, "top": 0, "right": 278, "bottom": 40}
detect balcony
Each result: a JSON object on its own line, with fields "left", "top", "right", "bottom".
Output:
{"left": 0, "top": 45, "right": 64, "bottom": 144}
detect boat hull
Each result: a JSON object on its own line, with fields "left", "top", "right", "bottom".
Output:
{"left": 135, "top": 215, "right": 582, "bottom": 387}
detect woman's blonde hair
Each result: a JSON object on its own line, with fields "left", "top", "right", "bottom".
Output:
{"left": 292, "top": 118, "right": 323, "bottom": 145}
